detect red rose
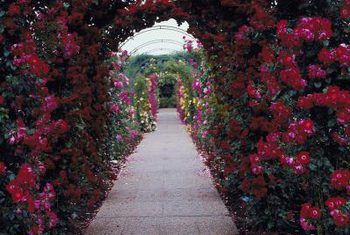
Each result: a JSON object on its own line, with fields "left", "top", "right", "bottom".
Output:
{"left": 0, "top": 162, "right": 6, "bottom": 175}
{"left": 326, "top": 197, "right": 347, "bottom": 211}
{"left": 8, "top": 3, "right": 21, "bottom": 16}
{"left": 330, "top": 169, "right": 350, "bottom": 190}
{"left": 331, "top": 210, "right": 350, "bottom": 227}
{"left": 296, "top": 151, "right": 310, "bottom": 165}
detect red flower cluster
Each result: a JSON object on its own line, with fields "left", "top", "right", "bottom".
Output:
{"left": 300, "top": 203, "right": 321, "bottom": 231}
{"left": 234, "top": 25, "right": 252, "bottom": 46}
{"left": 298, "top": 86, "right": 350, "bottom": 126}
{"left": 283, "top": 119, "right": 315, "bottom": 144}
{"left": 330, "top": 169, "right": 350, "bottom": 190}
{"left": 8, "top": 3, "right": 21, "bottom": 16}
{"left": 307, "top": 65, "right": 326, "bottom": 79}
{"left": 247, "top": 82, "right": 262, "bottom": 99}
{"left": 277, "top": 17, "right": 332, "bottom": 47}
{"left": 0, "top": 162, "right": 6, "bottom": 175}
{"left": 326, "top": 197, "right": 347, "bottom": 211}
{"left": 330, "top": 209, "right": 350, "bottom": 227}
{"left": 296, "top": 151, "right": 310, "bottom": 165}
{"left": 6, "top": 164, "right": 36, "bottom": 204}
{"left": 341, "top": 0, "right": 350, "bottom": 19}
{"left": 318, "top": 44, "right": 350, "bottom": 67}
{"left": 318, "top": 48, "right": 335, "bottom": 65}
{"left": 277, "top": 51, "right": 307, "bottom": 90}
{"left": 301, "top": 203, "right": 322, "bottom": 219}
{"left": 326, "top": 197, "right": 350, "bottom": 227}
{"left": 269, "top": 101, "right": 292, "bottom": 124}
{"left": 59, "top": 33, "right": 80, "bottom": 59}
{"left": 294, "top": 17, "right": 333, "bottom": 42}
{"left": 13, "top": 54, "right": 50, "bottom": 77}
{"left": 279, "top": 151, "right": 311, "bottom": 174}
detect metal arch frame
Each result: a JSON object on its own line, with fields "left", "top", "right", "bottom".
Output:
{"left": 129, "top": 39, "right": 184, "bottom": 55}
{"left": 119, "top": 24, "right": 195, "bottom": 49}
{"left": 134, "top": 48, "right": 181, "bottom": 56}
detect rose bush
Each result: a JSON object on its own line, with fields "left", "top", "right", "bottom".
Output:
{"left": 177, "top": 1, "right": 350, "bottom": 233}
{"left": 133, "top": 73, "right": 158, "bottom": 132}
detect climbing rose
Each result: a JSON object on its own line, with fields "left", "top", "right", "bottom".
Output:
{"left": 8, "top": 3, "right": 21, "bottom": 16}
{"left": 296, "top": 151, "right": 310, "bottom": 165}
{"left": 330, "top": 210, "right": 350, "bottom": 227}
{"left": 341, "top": 0, "right": 350, "bottom": 18}
{"left": 318, "top": 48, "right": 335, "bottom": 64}
{"left": 307, "top": 65, "right": 326, "bottom": 79}
{"left": 280, "top": 68, "right": 307, "bottom": 90}
{"left": 260, "top": 46, "right": 275, "bottom": 63}
{"left": 6, "top": 164, "right": 36, "bottom": 203}
{"left": 300, "top": 217, "right": 316, "bottom": 231}
{"left": 300, "top": 203, "right": 321, "bottom": 230}
{"left": 295, "top": 17, "right": 333, "bottom": 41}
{"left": 42, "top": 96, "right": 59, "bottom": 113}
{"left": 300, "top": 203, "right": 321, "bottom": 219}
{"left": 325, "top": 197, "right": 347, "bottom": 211}
{"left": 283, "top": 119, "right": 315, "bottom": 144}
{"left": 330, "top": 169, "right": 350, "bottom": 190}
{"left": 0, "top": 162, "right": 6, "bottom": 175}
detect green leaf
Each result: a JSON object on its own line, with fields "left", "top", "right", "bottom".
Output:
{"left": 3, "top": 49, "right": 10, "bottom": 57}
{"left": 314, "top": 82, "right": 322, "bottom": 88}
{"left": 309, "top": 162, "right": 317, "bottom": 171}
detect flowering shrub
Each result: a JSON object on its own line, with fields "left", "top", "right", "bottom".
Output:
{"left": 178, "top": 1, "right": 350, "bottom": 233}
{"left": 133, "top": 72, "right": 158, "bottom": 132}
{"left": 104, "top": 51, "right": 142, "bottom": 160}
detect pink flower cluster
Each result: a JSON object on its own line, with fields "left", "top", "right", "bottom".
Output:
{"left": 277, "top": 17, "right": 332, "bottom": 47}
{"left": 307, "top": 65, "right": 327, "bottom": 79}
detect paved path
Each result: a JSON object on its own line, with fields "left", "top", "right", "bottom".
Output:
{"left": 85, "top": 108, "right": 237, "bottom": 235}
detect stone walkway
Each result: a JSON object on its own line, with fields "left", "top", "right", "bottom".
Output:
{"left": 85, "top": 108, "right": 237, "bottom": 235}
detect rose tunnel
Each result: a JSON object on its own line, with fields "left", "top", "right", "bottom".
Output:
{"left": 1, "top": 0, "right": 350, "bottom": 234}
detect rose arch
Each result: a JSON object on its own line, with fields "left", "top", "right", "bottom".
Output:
{"left": 1, "top": 0, "right": 350, "bottom": 234}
